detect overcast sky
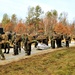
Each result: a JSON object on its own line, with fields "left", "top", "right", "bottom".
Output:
{"left": 0, "top": 0, "right": 75, "bottom": 23}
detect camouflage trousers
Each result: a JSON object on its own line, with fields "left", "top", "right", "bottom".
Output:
{"left": 13, "top": 44, "right": 18, "bottom": 55}
{"left": 4, "top": 43, "right": 10, "bottom": 54}
{"left": 0, "top": 45, "right": 5, "bottom": 59}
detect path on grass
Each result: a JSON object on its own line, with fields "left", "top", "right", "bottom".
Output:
{"left": 0, "top": 41, "right": 75, "bottom": 65}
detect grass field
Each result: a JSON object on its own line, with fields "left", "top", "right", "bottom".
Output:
{"left": 0, "top": 47, "right": 75, "bottom": 75}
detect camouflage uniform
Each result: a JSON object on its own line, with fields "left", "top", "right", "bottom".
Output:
{"left": 65, "top": 34, "right": 71, "bottom": 47}
{"left": 50, "top": 35, "right": 55, "bottom": 49}
{"left": 0, "top": 34, "right": 5, "bottom": 60}
{"left": 25, "top": 35, "right": 34, "bottom": 55}
{"left": 42, "top": 36, "right": 49, "bottom": 46}
{"left": 27, "top": 41, "right": 32, "bottom": 55}
{"left": 12, "top": 33, "right": 18, "bottom": 55}
{"left": 4, "top": 42, "right": 10, "bottom": 54}
{"left": 56, "top": 33, "right": 63, "bottom": 48}
{"left": 35, "top": 41, "right": 38, "bottom": 48}
{"left": 8, "top": 31, "right": 12, "bottom": 41}
{"left": 34, "top": 35, "right": 39, "bottom": 48}
{"left": 50, "top": 31, "right": 57, "bottom": 49}
{"left": 26, "top": 36, "right": 32, "bottom": 55}
{"left": 22, "top": 34, "right": 28, "bottom": 54}
{"left": 13, "top": 39, "right": 19, "bottom": 55}
{"left": 3, "top": 34, "right": 10, "bottom": 54}
{"left": 17, "top": 36, "right": 22, "bottom": 53}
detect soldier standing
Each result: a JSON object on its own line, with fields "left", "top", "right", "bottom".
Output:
{"left": 27, "top": 40, "right": 32, "bottom": 55}
{"left": 0, "top": 34, "right": 5, "bottom": 60}
{"left": 50, "top": 31, "right": 56, "bottom": 49}
{"left": 24, "top": 34, "right": 32, "bottom": 55}
{"left": 27, "top": 34, "right": 36, "bottom": 55}
{"left": 12, "top": 33, "right": 19, "bottom": 55}
{"left": 65, "top": 34, "right": 71, "bottom": 47}
{"left": 17, "top": 34, "right": 22, "bottom": 53}
{"left": 3, "top": 33, "right": 10, "bottom": 54}
{"left": 22, "top": 33, "right": 29, "bottom": 55}
{"left": 8, "top": 31, "right": 12, "bottom": 41}
{"left": 43, "top": 36, "right": 49, "bottom": 46}
{"left": 56, "top": 33, "right": 63, "bottom": 48}
{"left": 13, "top": 38, "right": 19, "bottom": 55}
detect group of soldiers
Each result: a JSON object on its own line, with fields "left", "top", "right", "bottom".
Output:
{"left": 0, "top": 31, "right": 12, "bottom": 60}
{"left": 0, "top": 30, "right": 71, "bottom": 60}
{"left": 0, "top": 31, "right": 36, "bottom": 60}
{"left": 50, "top": 31, "right": 71, "bottom": 49}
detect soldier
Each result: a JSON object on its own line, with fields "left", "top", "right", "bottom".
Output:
{"left": 12, "top": 33, "right": 19, "bottom": 55}
{"left": 27, "top": 40, "right": 32, "bottom": 55}
{"left": 34, "top": 34, "right": 39, "bottom": 48}
{"left": 27, "top": 35, "right": 37, "bottom": 55}
{"left": 11, "top": 32, "right": 16, "bottom": 44}
{"left": 21, "top": 34, "right": 25, "bottom": 48}
{"left": 50, "top": 31, "right": 56, "bottom": 49}
{"left": 22, "top": 33, "right": 29, "bottom": 55}
{"left": 42, "top": 35, "right": 49, "bottom": 46}
{"left": 4, "top": 42, "right": 10, "bottom": 54}
{"left": 3, "top": 33, "right": 10, "bottom": 54}
{"left": 17, "top": 34, "right": 22, "bottom": 53}
{"left": 60, "top": 33, "right": 64, "bottom": 47}
{"left": 23, "top": 34, "right": 32, "bottom": 55}
{"left": 56, "top": 33, "right": 63, "bottom": 48}
{"left": 35, "top": 41, "right": 38, "bottom": 48}
{"left": 0, "top": 34, "right": 5, "bottom": 60}
{"left": 65, "top": 34, "right": 71, "bottom": 47}
{"left": 8, "top": 31, "right": 12, "bottom": 41}
{"left": 18, "top": 39, "right": 22, "bottom": 53}
{"left": 13, "top": 38, "right": 19, "bottom": 55}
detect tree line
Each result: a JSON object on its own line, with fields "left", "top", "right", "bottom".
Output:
{"left": 0, "top": 5, "right": 75, "bottom": 37}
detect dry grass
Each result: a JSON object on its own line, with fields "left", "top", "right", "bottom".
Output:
{"left": 0, "top": 47, "right": 75, "bottom": 75}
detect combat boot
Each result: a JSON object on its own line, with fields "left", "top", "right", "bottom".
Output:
{"left": 4, "top": 51, "right": 6, "bottom": 53}
{"left": 6, "top": 50, "right": 9, "bottom": 54}
{"left": 1, "top": 57, "right": 5, "bottom": 60}
{"left": 4, "top": 49, "right": 6, "bottom": 53}
{"left": 6, "top": 52, "right": 9, "bottom": 54}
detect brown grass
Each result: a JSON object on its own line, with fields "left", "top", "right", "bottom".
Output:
{"left": 0, "top": 47, "right": 75, "bottom": 75}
